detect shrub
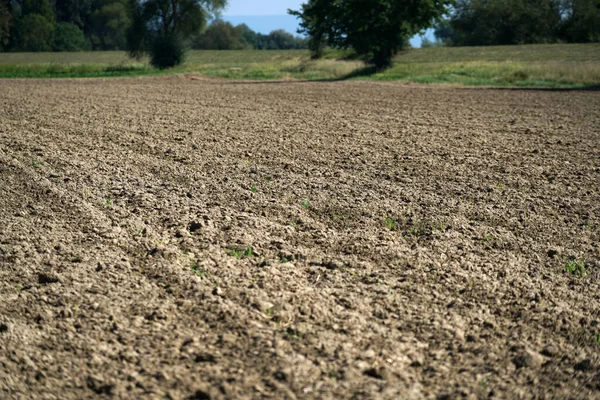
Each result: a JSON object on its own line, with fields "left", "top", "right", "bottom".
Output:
{"left": 53, "top": 22, "right": 91, "bottom": 52}
{"left": 149, "top": 34, "right": 185, "bottom": 69}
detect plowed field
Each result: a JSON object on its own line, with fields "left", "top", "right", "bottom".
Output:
{"left": 1, "top": 76, "right": 599, "bottom": 399}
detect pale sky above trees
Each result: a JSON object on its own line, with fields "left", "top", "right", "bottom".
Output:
{"left": 223, "top": 0, "right": 303, "bottom": 16}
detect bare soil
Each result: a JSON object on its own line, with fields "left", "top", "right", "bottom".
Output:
{"left": 0, "top": 76, "right": 599, "bottom": 400}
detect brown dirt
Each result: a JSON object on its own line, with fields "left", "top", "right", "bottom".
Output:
{"left": 0, "top": 76, "right": 599, "bottom": 399}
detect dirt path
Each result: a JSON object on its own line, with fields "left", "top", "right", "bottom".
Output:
{"left": 1, "top": 76, "right": 599, "bottom": 399}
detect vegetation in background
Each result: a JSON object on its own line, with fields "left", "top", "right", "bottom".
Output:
{"left": 289, "top": 0, "right": 451, "bottom": 69}
{"left": 53, "top": 22, "right": 91, "bottom": 51}
{"left": 192, "top": 20, "right": 307, "bottom": 50}
{"left": 0, "top": 0, "right": 306, "bottom": 55}
{"left": 436, "top": 0, "right": 600, "bottom": 46}
{"left": 1, "top": 44, "right": 598, "bottom": 89}
{"left": 0, "top": 2, "right": 13, "bottom": 50}
{"left": 126, "top": 0, "right": 227, "bottom": 69}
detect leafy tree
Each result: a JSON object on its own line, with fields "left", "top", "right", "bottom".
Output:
{"left": 127, "top": 0, "right": 227, "bottom": 68}
{"left": 13, "top": 13, "right": 55, "bottom": 51}
{"left": 192, "top": 19, "right": 250, "bottom": 49}
{"left": 0, "top": 2, "right": 12, "bottom": 50}
{"left": 290, "top": 0, "right": 451, "bottom": 69}
{"left": 19, "top": 0, "right": 55, "bottom": 21}
{"left": 559, "top": 0, "right": 600, "bottom": 42}
{"left": 448, "top": 0, "right": 562, "bottom": 45}
{"left": 53, "top": 21, "right": 91, "bottom": 50}
{"left": 54, "top": 0, "right": 92, "bottom": 28}
{"left": 90, "top": 0, "right": 130, "bottom": 49}
{"left": 265, "top": 29, "right": 302, "bottom": 50}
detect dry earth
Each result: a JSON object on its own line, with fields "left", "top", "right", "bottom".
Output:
{"left": 0, "top": 76, "right": 599, "bottom": 400}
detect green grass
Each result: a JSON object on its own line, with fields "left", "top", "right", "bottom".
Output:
{"left": 563, "top": 258, "right": 587, "bottom": 277}
{"left": 230, "top": 247, "right": 254, "bottom": 259}
{"left": 1, "top": 43, "right": 599, "bottom": 88}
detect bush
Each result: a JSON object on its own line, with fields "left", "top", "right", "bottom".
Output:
{"left": 149, "top": 34, "right": 185, "bottom": 69}
{"left": 53, "top": 22, "right": 91, "bottom": 51}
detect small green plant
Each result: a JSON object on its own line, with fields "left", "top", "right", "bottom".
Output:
{"left": 191, "top": 262, "right": 206, "bottom": 278}
{"left": 279, "top": 257, "right": 292, "bottom": 264}
{"left": 328, "top": 370, "right": 340, "bottom": 382}
{"left": 484, "top": 234, "right": 493, "bottom": 242}
{"left": 385, "top": 217, "right": 397, "bottom": 231}
{"left": 563, "top": 258, "right": 587, "bottom": 277}
{"left": 251, "top": 185, "right": 258, "bottom": 193}
{"left": 104, "top": 198, "right": 113, "bottom": 207}
{"left": 230, "top": 246, "right": 254, "bottom": 259}
{"left": 32, "top": 161, "right": 40, "bottom": 168}
{"left": 594, "top": 333, "right": 600, "bottom": 346}
{"left": 301, "top": 200, "right": 310, "bottom": 209}
{"left": 286, "top": 327, "right": 303, "bottom": 340}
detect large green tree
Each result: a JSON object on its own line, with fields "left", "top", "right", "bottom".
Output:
{"left": 290, "top": 0, "right": 451, "bottom": 68}
{"left": 90, "top": 0, "right": 130, "bottom": 49}
{"left": 13, "top": 13, "right": 55, "bottom": 51}
{"left": 448, "top": 0, "right": 562, "bottom": 45}
{"left": 0, "top": 1, "right": 11, "bottom": 50}
{"left": 192, "top": 19, "right": 249, "bottom": 50}
{"left": 560, "top": 0, "right": 600, "bottom": 42}
{"left": 127, "top": 0, "right": 227, "bottom": 68}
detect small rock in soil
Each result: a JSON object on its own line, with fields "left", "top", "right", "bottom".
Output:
{"left": 324, "top": 259, "right": 344, "bottom": 270}
{"left": 513, "top": 352, "right": 536, "bottom": 369}
{"left": 86, "top": 375, "right": 115, "bottom": 395}
{"left": 194, "top": 353, "right": 216, "bottom": 363}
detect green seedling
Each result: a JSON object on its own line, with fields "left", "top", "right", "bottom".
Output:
{"left": 104, "top": 198, "right": 113, "bottom": 207}
{"left": 251, "top": 185, "right": 258, "bottom": 193}
{"left": 484, "top": 234, "right": 493, "bottom": 242}
{"left": 32, "top": 161, "right": 40, "bottom": 168}
{"left": 329, "top": 370, "right": 339, "bottom": 382}
{"left": 279, "top": 257, "right": 292, "bottom": 264}
{"left": 230, "top": 247, "right": 254, "bottom": 259}
{"left": 594, "top": 333, "right": 600, "bottom": 346}
{"left": 563, "top": 258, "right": 587, "bottom": 277}
{"left": 385, "top": 217, "right": 397, "bottom": 231}
{"left": 301, "top": 200, "right": 310, "bottom": 209}
{"left": 191, "top": 262, "right": 206, "bottom": 278}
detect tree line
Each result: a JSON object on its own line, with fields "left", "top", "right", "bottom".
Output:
{"left": 0, "top": 0, "right": 306, "bottom": 52}
{"left": 437, "top": 0, "right": 600, "bottom": 46}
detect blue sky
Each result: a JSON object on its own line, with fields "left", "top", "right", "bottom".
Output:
{"left": 223, "top": 0, "right": 303, "bottom": 16}
{"left": 222, "top": 0, "right": 434, "bottom": 47}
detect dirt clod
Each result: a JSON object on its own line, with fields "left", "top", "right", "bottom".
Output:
{"left": 37, "top": 272, "right": 60, "bottom": 285}
{"left": 186, "top": 390, "right": 211, "bottom": 400}
{"left": 574, "top": 359, "right": 592, "bottom": 371}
